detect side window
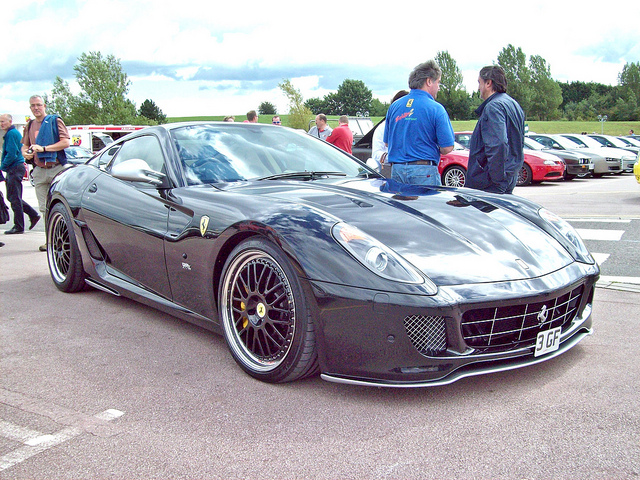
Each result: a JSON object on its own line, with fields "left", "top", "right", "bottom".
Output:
{"left": 534, "top": 137, "right": 552, "bottom": 148}
{"left": 110, "top": 135, "right": 166, "bottom": 173}
{"left": 90, "top": 144, "right": 121, "bottom": 169}
{"left": 564, "top": 136, "right": 584, "bottom": 147}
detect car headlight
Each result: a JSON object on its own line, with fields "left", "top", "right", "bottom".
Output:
{"left": 543, "top": 160, "right": 559, "bottom": 166}
{"left": 538, "top": 208, "right": 594, "bottom": 264}
{"left": 332, "top": 222, "right": 436, "bottom": 292}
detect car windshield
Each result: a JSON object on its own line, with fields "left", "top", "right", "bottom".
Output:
{"left": 350, "top": 118, "right": 374, "bottom": 137}
{"left": 170, "top": 123, "right": 372, "bottom": 185}
{"left": 595, "top": 136, "right": 627, "bottom": 148}
{"left": 562, "top": 135, "right": 603, "bottom": 149}
{"left": 618, "top": 137, "right": 640, "bottom": 147}
{"left": 551, "top": 135, "right": 584, "bottom": 149}
{"left": 524, "top": 138, "right": 545, "bottom": 150}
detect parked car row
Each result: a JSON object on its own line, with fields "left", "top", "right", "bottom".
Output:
{"left": 352, "top": 124, "right": 638, "bottom": 187}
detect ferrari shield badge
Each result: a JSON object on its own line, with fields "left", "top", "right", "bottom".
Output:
{"left": 200, "top": 216, "right": 209, "bottom": 237}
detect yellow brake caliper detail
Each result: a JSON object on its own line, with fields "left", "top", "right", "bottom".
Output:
{"left": 241, "top": 301, "right": 248, "bottom": 329}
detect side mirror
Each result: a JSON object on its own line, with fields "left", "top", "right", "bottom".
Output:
{"left": 111, "top": 158, "right": 165, "bottom": 186}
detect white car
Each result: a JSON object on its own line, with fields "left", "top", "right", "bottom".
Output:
{"left": 562, "top": 134, "right": 635, "bottom": 173}
{"left": 589, "top": 134, "right": 639, "bottom": 172}
{"left": 527, "top": 134, "right": 618, "bottom": 178}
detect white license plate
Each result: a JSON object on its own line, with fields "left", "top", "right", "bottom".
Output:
{"left": 534, "top": 326, "right": 562, "bottom": 357}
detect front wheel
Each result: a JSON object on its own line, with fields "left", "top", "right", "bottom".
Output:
{"left": 442, "top": 165, "right": 466, "bottom": 187}
{"left": 517, "top": 164, "right": 533, "bottom": 186}
{"left": 219, "top": 238, "right": 319, "bottom": 383}
{"left": 47, "top": 203, "right": 87, "bottom": 292}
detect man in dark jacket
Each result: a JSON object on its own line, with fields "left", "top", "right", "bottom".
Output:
{"left": 466, "top": 66, "right": 525, "bottom": 194}
{"left": 1, "top": 114, "right": 40, "bottom": 234}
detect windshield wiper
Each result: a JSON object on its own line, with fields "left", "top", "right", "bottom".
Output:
{"left": 256, "top": 171, "right": 347, "bottom": 181}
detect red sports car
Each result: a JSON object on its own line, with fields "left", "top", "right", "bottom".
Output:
{"left": 439, "top": 146, "right": 565, "bottom": 187}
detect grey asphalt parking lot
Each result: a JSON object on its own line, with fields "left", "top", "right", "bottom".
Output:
{"left": 1, "top": 185, "right": 639, "bottom": 479}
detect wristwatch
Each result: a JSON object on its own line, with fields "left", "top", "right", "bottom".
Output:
{"left": 43, "top": 146, "right": 46, "bottom": 152}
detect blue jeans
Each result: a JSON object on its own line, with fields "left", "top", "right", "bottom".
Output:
{"left": 5, "top": 163, "right": 39, "bottom": 231}
{"left": 391, "top": 163, "right": 441, "bottom": 186}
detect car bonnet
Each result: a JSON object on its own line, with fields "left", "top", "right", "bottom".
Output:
{"left": 245, "top": 178, "right": 576, "bottom": 286}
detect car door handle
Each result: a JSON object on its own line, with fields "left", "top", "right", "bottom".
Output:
{"left": 88, "top": 184, "right": 98, "bottom": 193}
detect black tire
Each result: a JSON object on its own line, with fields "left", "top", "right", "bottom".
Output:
{"left": 442, "top": 165, "right": 466, "bottom": 187}
{"left": 219, "top": 238, "right": 319, "bottom": 383}
{"left": 517, "top": 163, "right": 533, "bottom": 186}
{"left": 47, "top": 203, "right": 87, "bottom": 292}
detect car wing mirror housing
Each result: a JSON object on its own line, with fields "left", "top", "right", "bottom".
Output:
{"left": 111, "top": 158, "right": 166, "bottom": 186}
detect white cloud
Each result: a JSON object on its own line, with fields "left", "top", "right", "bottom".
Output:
{"left": 2, "top": 0, "right": 639, "bottom": 117}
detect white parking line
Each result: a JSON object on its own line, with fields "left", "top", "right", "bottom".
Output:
{"left": 591, "top": 253, "right": 610, "bottom": 265}
{"left": 565, "top": 218, "right": 632, "bottom": 223}
{"left": 0, "top": 409, "right": 124, "bottom": 472}
{"left": 576, "top": 229, "right": 625, "bottom": 241}
{"left": 0, "top": 421, "right": 43, "bottom": 444}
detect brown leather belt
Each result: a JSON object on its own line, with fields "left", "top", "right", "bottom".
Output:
{"left": 396, "top": 160, "right": 437, "bottom": 166}
{"left": 36, "top": 161, "right": 60, "bottom": 169}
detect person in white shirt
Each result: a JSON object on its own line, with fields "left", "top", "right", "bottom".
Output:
{"left": 308, "top": 114, "right": 332, "bottom": 141}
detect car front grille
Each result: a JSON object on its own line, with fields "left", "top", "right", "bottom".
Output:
{"left": 461, "top": 285, "right": 584, "bottom": 353}
{"left": 403, "top": 315, "right": 447, "bottom": 356}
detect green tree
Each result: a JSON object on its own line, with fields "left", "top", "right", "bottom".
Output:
{"left": 306, "top": 79, "right": 372, "bottom": 116}
{"left": 73, "top": 51, "right": 138, "bottom": 124}
{"left": 617, "top": 62, "right": 640, "bottom": 120}
{"left": 258, "top": 101, "right": 277, "bottom": 115}
{"left": 369, "top": 98, "right": 389, "bottom": 117}
{"left": 304, "top": 97, "right": 329, "bottom": 115}
{"left": 497, "top": 44, "right": 531, "bottom": 114}
{"left": 48, "top": 76, "right": 80, "bottom": 124}
{"left": 618, "top": 62, "right": 640, "bottom": 98}
{"left": 279, "top": 79, "right": 312, "bottom": 130}
{"left": 528, "top": 55, "right": 563, "bottom": 120}
{"left": 138, "top": 99, "right": 167, "bottom": 124}
{"left": 331, "top": 79, "right": 372, "bottom": 116}
{"left": 610, "top": 91, "right": 639, "bottom": 121}
{"left": 435, "top": 51, "right": 472, "bottom": 120}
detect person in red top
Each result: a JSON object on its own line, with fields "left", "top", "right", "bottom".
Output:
{"left": 326, "top": 115, "right": 353, "bottom": 154}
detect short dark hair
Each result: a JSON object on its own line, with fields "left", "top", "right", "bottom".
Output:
{"left": 246, "top": 110, "right": 258, "bottom": 121}
{"left": 479, "top": 66, "right": 508, "bottom": 94}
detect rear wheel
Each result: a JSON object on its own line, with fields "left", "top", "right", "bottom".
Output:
{"left": 442, "top": 165, "right": 466, "bottom": 187}
{"left": 219, "top": 238, "right": 318, "bottom": 383}
{"left": 47, "top": 203, "right": 86, "bottom": 292}
{"left": 517, "top": 164, "right": 533, "bottom": 186}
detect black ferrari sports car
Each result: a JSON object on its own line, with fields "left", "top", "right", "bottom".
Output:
{"left": 46, "top": 122, "right": 599, "bottom": 387}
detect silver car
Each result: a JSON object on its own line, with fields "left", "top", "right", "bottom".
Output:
{"left": 528, "top": 134, "right": 621, "bottom": 177}
{"left": 523, "top": 137, "right": 592, "bottom": 180}
{"left": 562, "top": 134, "right": 634, "bottom": 174}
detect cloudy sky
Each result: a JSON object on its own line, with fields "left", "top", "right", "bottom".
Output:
{"left": 2, "top": 0, "right": 639, "bottom": 121}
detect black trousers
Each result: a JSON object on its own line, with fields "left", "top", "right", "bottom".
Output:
{"left": 5, "top": 163, "right": 38, "bottom": 231}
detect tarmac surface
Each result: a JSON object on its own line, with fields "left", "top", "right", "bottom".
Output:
{"left": 1, "top": 182, "right": 639, "bottom": 479}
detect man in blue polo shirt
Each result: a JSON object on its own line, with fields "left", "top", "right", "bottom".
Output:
{"left": 384, "top": 60, "right": 454, "bottom": 186}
